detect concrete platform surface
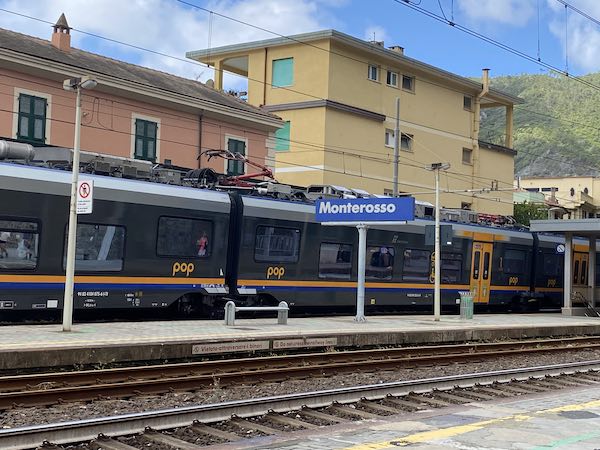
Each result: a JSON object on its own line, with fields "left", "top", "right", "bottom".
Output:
{"left": 1, "top": 313, "right": 600, "bottom": 370}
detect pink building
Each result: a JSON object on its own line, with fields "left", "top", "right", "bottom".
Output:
{"left": 0, "top": 14, "right": 282, "bottom": 175}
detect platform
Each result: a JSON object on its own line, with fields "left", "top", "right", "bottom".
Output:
{"left": 1, "top": 313, "right": 600, "bottom": 370}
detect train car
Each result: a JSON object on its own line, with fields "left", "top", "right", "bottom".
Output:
{"left": 230, "top": 195, "right": 553, "bottom": 313}
{"left": 0, "top": 162, "right": 231, "bottom": 318}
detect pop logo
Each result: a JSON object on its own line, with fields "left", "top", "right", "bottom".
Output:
{"left": 266, "top": 266, "right": 285, "bottom": 279}
{"left": 172, "top": 262, "right": 195, "bottom": 277}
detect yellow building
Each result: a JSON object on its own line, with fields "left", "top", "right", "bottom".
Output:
{"left": 518, "top": 176, "right": 600, "bottom": 219}
{"left": 187, "top": 30, "right": 521, "bottom": 214}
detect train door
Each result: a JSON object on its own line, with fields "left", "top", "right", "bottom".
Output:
{"left": 470, "top": 242, "right": 493, "bottom": 303}
{"left": 573, "top": 252, "right": 589, "bottom": 286}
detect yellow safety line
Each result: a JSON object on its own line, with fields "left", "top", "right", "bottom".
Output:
{"left": 343, "top": 398, "right": 600, "bottom": 449}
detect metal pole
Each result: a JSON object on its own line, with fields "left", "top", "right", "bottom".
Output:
{"left": 62, "top": 85, "right": 82, "bottom": 332}
{"left": 393, "top": 97, "right": 400, "bottom": 197}
{"left": 434, "top": 167, "right": 441, "bottom": 321}
{"left": 355, "top": 224, "right": 368, "bottom": 322}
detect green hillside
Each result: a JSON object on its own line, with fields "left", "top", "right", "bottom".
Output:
{"left": 481, "top": 73, "right": 600, "bottom": 177}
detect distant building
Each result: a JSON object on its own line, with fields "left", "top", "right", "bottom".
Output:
{"left": 188, "top": 30, "right": 522, "bottom": 214}
{"left": 0, "top": 14, "right": 282, "bottom": 174}
{"left": 518, "top": 176, "right": 600, "bottom": 219}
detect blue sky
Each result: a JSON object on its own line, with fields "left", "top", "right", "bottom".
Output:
{"left": 0, "top": 0, "right": 598, "bottom": 86}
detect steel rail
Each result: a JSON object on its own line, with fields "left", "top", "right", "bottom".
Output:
{"left": 2, "top": 335, "right": 600, "bottom": 390}
{"left": 2, "top": 360, "right": 600, "bottom": 450}
{"left": 2, "top": 337, "right": 600, "bottom": 409}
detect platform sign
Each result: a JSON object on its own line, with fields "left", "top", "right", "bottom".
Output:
{"left": 315, "top": 197, "right": 415, "bottom": 223}
{"left": 76, "top": 180, "right": 94, "bottom": 215}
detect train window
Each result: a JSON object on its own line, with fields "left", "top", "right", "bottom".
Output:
{"left": 402, "top": 249, "right": 431, "bottom": 282}
{"left": 502, "top": 249, "right": 525, "bottom": 274}
{"left": 441, "top": 253, "right": 462, "bottom": 283}
{"left": 581, "top": 260, "right": 588, "bottom": 285}
{"left": 63, "top": 224, "right": 125, "bottom": 272}
{"left": 574, "top": 260, "right": 580, "bottom": 284}
{"left": 366, "top": 246, "right": 394, "bottom": 279}
{"left": 255, "top": 226, "right": 300, "bottom": 263}
{"left": 0, "top": 220, "right": 39, "bottom": 270}
{"left": 472, "top": 251, "right": 480, "bottom": 280}
{"left": 157, "top": 217, "right": 212, "bottom": 258}
{"left": 542, "top": 253, "right": 560, "bottom": 277}
{"left": 483, "top": 252, "right": 490, "bottom": 280}
{"left": 319, "top": 243, "right": 352, "bottom": 279}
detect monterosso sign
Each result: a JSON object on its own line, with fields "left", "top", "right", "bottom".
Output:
{"left": 315, "top": 197, "right": 415, "bottom": 222}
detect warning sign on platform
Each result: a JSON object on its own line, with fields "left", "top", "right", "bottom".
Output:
{"left": 77, "top": 180, "right": 94, "bottom": 214}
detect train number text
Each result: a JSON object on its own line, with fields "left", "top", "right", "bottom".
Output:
{"left": 547, "top": 278, "right": 557, "bottom": 287}
{"left": 508, "top": 276, "right": 519, "bottom": 286}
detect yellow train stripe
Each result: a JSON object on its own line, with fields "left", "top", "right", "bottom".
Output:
{"left": 238, "top": 279, "right": 470, "bottom": 289}
{"left": 0, "top": 275, "right": 225, "bottom": 284}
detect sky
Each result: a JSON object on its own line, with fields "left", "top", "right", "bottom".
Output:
{"left": 0, "top": 0, "right": 599, "bottom": 89}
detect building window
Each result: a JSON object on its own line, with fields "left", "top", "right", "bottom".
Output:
{"left": 0, "top": 220, "right": 39, "bottom": 270}
{"left": 401, "top": 133, "right": 413, "bottom": 151}
{"left": 63, "top": 224, "right": 125, "bottom": 272}
{"left": 272, "top": 58, "right": 294, "bottom": 87}
{"left": 255, "top": 226, "right": 300, "bottom": 263}
{"left": 462, "top": 147, "right": 472, "bottom": 164}
{"left": 385, "top": 129, "right": 395, "bottom": 148}
{"left": 541, "top": 187, "right": 558, "bottom": 192}
{"left": 525, "top": 188, "right": 540, "bottom": 192}
{"left": 461, "top": 202, "right": 472, "bottom": 210}
{"left": 17, "top": 94, "right": 47, "bottom": 143}
{"left": 402, "top": 75, "right": 415, "bottom": 92}
{"left": 134, "top": 119, "right": 157, "bottom": 162}
{"left": 386, "top": 70, "right": 398, "bottom": 87}
{"left": 157, "top": 217, "right": 212, "bottom": 258}
{"left": 463, "top": 95, "right": 473, "bottom": 111}
{"left": 386, "top": 130, "right": 412, "bottom": 151}
{"left": 226, "top": 137, "right": 246, "bottom": 176}
{"left": 368, "top": 64, "right": 379, "bottom": 81}
{"left": 319, "top": 243, "right": 352, "bottom": 279}
{"left": 274, "top": 121, "right": 290, "bottom": 151}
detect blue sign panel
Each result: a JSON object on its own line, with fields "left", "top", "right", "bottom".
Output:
{"left": 315, "top": 197, "right": 415, "bottom": 222}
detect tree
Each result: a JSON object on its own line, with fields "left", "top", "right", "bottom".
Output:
{"left": 513, "top": 201, "right": 548, "bottom": 226}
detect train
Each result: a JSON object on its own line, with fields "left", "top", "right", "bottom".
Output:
{"left": 0, "top": 150, "right": 588, "bottom": 321}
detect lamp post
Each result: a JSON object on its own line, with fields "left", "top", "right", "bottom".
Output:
{"left": 426, "top": 162, "right": 450, "bottom": 321}
{"left": 62, "top": 76, "right": 97, "bottom": 332}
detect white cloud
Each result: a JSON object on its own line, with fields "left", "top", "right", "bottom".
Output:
{"left": 547, "top": 0, "right": 600, "bottom": 72}
{"left": 364, "top": 25, "right": 387, "bottom": 44}
{"left": 0, "top": 0, "right": 337, "bottom": 85}
{"left": 457, "top": 0, "right": 536, "bottom": 27}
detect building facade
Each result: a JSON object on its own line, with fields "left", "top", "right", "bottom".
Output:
{"left": 518, "top": 176, "right": 600, "bottom": 219}
{"left": 188, "top": 30, "right": 521, "bottom": 214}
{"left": 0, "top": 15, "right": 282, "bottom": 174}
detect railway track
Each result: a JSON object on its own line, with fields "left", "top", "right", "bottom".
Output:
{"left": 2, "top": 360, "right": 600, "bottom": 450}
{"left": 2, "top": 336, "right": 600, "bottom": 410}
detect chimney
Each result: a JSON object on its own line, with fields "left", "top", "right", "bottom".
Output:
{"left": 51, "top": 13, "right": 71, "bottom": 52}
{"left": 369, "top": 40, "right": 384, "bottom": 47}
{"left": 482, "top": 68, "right": 490, "bottom": 93}
{"left": 389, "top": 45, "right": 404, "bottom": 55}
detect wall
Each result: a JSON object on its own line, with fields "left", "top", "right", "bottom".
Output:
{"left": 0, "top": 68, "right": 271, "bottom": 174}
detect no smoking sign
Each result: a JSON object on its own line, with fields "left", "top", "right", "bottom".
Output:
{"left": 76, "top": 180, "right": 94, "bottom": 214}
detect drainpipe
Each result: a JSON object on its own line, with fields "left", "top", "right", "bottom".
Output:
{"left": 198, "top": 112, "right": 203, "bottom": 169}
{"left": 472, "top": 68, "right": 490, "bottom": 199}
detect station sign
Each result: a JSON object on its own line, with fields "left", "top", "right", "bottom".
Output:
{"left": 76, "top": 179, "right": 94, "bottom": 215}
{"left": 315, "top": 197, "right": 415, "bottom": 223}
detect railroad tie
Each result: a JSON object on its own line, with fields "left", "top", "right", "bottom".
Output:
{"left": 460, "top": 389, "right": 498, "bottom": 401}
{"left": 231, "top": 417, "right": 280, "bottom": 435}
{"left": 90, "top": 437, "right": 139, "bottom": 450}
{"left": 432, "top": 391, "right": 475, "bottom": 404}
{"left": 408, "top": 394, "right": 452, "bottom": 408}
{"left": 329, "top": 404, "right": 380, "bottom": 420}
{"left": 570, "top": 373, "right": 600, "bottom": 383}
{"left": 191, "top": 423, "right": 244, "bottom": 442}
{"left": 383, "top": 396, "right": 428, "bottom": 410}
{"left": 359, "top": 400, "right": 406, "bottom": 414}
{"left": 492, "top": 384, "right": 535, "bottom": 394}
{"left": 143, "top": 430, "right": 203, "bottom": 449}
{"left": 267, "top": 412, "right": 318, "bottom": 429}
{"left": 300, "top": 407, "right": 349, "bottom": 423}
